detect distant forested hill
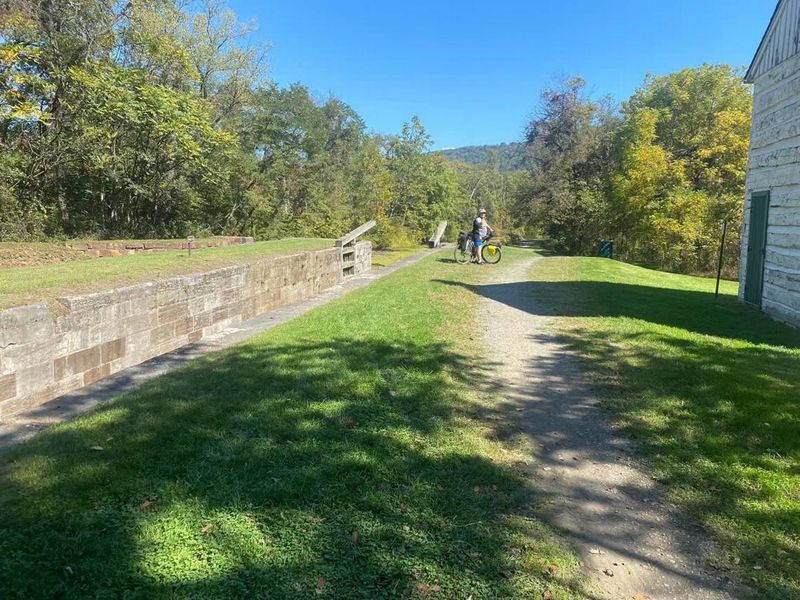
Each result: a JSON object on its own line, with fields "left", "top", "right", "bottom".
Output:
{"left": 437, "top": 142, "right": 526, "bottom": 172}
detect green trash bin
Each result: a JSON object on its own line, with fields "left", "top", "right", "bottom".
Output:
{"left": 598, "top": 240, "right": 614, "bottom": 259}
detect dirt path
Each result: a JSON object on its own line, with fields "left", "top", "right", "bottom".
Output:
{"left": 479, "top": 254, "right": 747, "bottom": 600}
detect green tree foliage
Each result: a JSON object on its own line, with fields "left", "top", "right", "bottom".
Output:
{"left": 450, "top": 160, "right": 528, "bottom": 240}
{"left": 521, "top": 77, "right": 618, "bottom": 255}
{"left": 609, "top": 65, "right": 751, "bottom": 273}
{"left": 505, "top": 65, "right": 751, "bottom": 275}
{"left": 1, "top": 0, "right": 118, "bottom": 234}
{"left": 1, "top": 0, "right": 751, "bottom": 268}
{"left": 66, "top": 64, "right": 236, "bottom": 235}
{"left": 383, "top": 117, "right": 457, "bottom": 240}
{"left": 0, "top": 1, "right": 457, "bottom": 243}
{"left": 240, "top": 85, "right": 364, "bottom": 238}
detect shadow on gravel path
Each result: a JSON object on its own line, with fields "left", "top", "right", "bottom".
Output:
{"left": 448, "top": 257, "right": 751, "bottom": 600}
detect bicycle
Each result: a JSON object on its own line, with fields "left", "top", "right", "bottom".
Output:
{"left": 454, "top": 233, "right": 502, "bottom": 265}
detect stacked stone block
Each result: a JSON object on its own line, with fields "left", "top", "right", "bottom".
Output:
{"left": 0, "top": 246, "right": 351, "bottom": 419}
{"left": 353, "top": 241, "right": 372, "bottom": 275}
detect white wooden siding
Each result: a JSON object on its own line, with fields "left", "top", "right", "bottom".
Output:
{"left": 746, "top": 0, "right": 800, "bottom": 83}
{"left": 741, "top": 10, "right": 800, "bottom": 326}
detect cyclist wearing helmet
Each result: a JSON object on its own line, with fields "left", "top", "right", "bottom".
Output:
{"left": 472, "top": 208, "right": 494, "bottom": 264}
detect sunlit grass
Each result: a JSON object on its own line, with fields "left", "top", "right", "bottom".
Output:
{"left": 529, "top": 257, "right": 800, "bottom": 599}
{"left": 371, "top": 247, "right": 428, "bottom": 268}
{"left": 0, "top": 249, "right": 589, "bottom": 599}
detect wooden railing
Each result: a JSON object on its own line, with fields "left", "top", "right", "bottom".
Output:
{"left": 337, "top": 220, "right": 376, "bottom": 277}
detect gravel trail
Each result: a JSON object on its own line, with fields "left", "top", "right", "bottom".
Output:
{"left": 478, "top": 254, "right": 748, "bottom": 600}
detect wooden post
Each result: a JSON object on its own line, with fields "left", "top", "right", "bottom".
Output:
{"left": 715, "top": 220, "right": 728, "bottom": 300}
{"left": 337, "top": 220, "right": 376, "bottom": 278}
{"left": 428, "top": 221, "right": 447, "bottom": 248}
{"left": 336, "top": 220, "right": 377, "bottom": 248}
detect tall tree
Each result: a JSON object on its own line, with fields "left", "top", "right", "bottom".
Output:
{"left": 1, "top": 0, "right": 118, "bottom": 230}
{"left": 0, "top": 0, "right": 266, "bottom": 238}
{"left": 610, "top": 64, "right": 751, "bottom": 273}
{"left": 382, "top": 116, "right": 458, "bottom": 242}
{"left": 523, "top": 77, "right": 617, "bottom": 254}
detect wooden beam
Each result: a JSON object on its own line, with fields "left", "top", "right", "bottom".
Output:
{"left": 428, "top": 221, "right": 447, "bottom": 248}
{"left": 336, "top": 220, "right": 376, "bottom": 247}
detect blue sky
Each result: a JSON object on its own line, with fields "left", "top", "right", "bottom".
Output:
{"left": 227, "top": 0, "right": 776, "bottom": 149}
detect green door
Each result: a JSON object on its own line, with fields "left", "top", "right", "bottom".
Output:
{"left": 744, "top": 191, "right": 770, "bottom": 307}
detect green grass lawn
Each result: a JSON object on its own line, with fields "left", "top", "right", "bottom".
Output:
{"left": 0, "top": 242, "right": 91, "bottom": 268}
{"left": 0, "top": 238, "right": 258, "bottom": 269}
{"left": 0, "top": 238, "right": 332, "bottom": 311}
{"left": 67, "top": 236, "right": 242, "bottom": 246}
{"left": 371, "top": 247, "right": 429, "bottom": 268}
{"left": 0, "top": 249, "right": 589, "bottom": 600}
{"left": 528, "top": 257, "right": 800, "bottom": 599}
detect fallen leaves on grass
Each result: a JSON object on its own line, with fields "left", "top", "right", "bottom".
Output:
{"left": 414, "top": 582, "right": 441, "bottom": 596}
{"left": 305, "top": 517, "right": 325, "bottom": 523}
{"left": 338, "top": 416, "right": 358, "bottom": 429}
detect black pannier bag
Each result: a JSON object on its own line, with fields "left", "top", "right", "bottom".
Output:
{"left": 457, "top": 231, "right": 468, "bottom": 251}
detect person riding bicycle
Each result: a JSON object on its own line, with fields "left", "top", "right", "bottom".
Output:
{"left": 472, "top": 208, "right": 494, "bottom": 264}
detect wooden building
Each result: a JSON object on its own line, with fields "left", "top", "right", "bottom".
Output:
{"left": 740, "top": 0, "right": 800, "bottom": 325}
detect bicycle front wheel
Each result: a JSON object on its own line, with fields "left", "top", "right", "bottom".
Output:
{"left": 481, "top": 243, "right": 502, "bottom": 264}
{"left": 455, "top": 242, "right": 472, "bottom": 264}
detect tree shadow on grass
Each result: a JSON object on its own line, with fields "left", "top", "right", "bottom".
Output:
{"left": 511, "top": 241, "right": 555, "bottom": 257}
{"left": 555, "top": 326, "right": 800, "bottom": 598}
{"left": 435, "top": 278, "right": 800, "bottom": 349}
{"left": 435, "top": 276, "right": 800, "bottom": 597}
{"left": 0, "top": 337, "right": 594, "bottom": 599}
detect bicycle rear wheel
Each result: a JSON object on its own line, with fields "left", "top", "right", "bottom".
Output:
{"left": 455, "top": 242, "right": 472, "bottom": 264}
{"left": 481, "top": 243, "right": 502, "bottom": 264}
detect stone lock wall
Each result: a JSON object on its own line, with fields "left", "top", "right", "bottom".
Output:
{"left": 353, "top": 241, "right": 372, "bottom": 275}
{"left": 0, "top": 246, "right": 355, "bottom": 419}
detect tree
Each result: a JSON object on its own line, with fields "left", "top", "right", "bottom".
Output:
{"left": 0, "top": 0, "right": 118, "bottom": 231}
{"left": 0, "top": 0, "right": 265, "bottom": 238}
{"left": 450, "top": 160, "right": 527, "bottom": 239}
{"left": 382, "top": 117, "right": 458, "bottom": 242}
{"left": 611, "top": 64, "right": 751, "bottom": 273}
{"left": 522, "top": 77, "right": 617, "bottom": 255}
{"left": 510, "top": 65, "right": 750, "bottom": 275}
{"left": 347, "top": 136, "right": 394, "bottom": 225}
{"left": 238, "top": 85, "right": 371, "bottom": 238}
{"left": 65, "top": 63, "right": 236, "bottom": 235}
